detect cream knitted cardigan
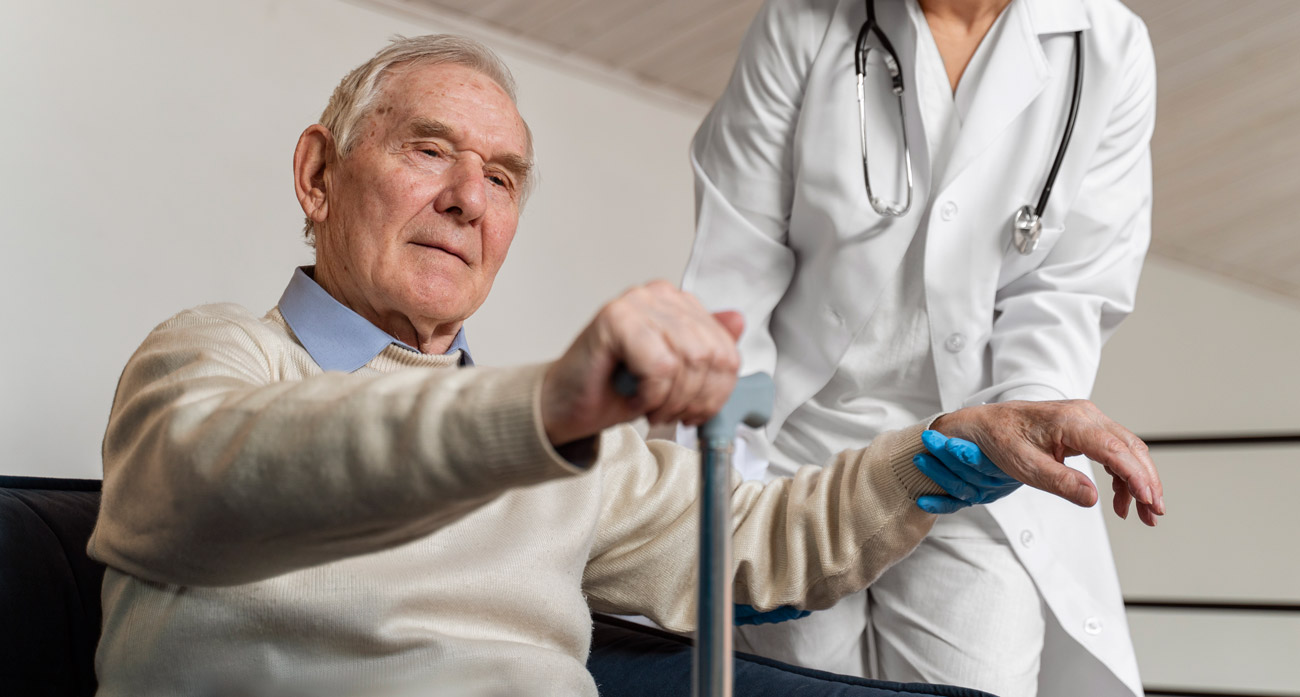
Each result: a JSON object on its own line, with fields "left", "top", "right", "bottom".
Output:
{"left": 89, "top": 303, "right": 944, "bottom": 697}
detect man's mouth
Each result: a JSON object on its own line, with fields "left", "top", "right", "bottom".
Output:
{"left": 411, "top": 242, "right": 467, "bottom": 263}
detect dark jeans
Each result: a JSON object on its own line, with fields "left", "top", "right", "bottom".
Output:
{"left": 587, "top": 614, "right": 997, "bottom": 697}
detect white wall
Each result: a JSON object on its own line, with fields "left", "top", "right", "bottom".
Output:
{"left": 0, "top": 0, "right": 706, "bottom": 479}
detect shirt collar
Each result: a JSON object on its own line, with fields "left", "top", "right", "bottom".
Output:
{"left": 278, "top": 266, "right": 474, "bottom": 372}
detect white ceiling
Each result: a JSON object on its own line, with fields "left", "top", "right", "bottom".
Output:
{"left": 386, "top": 0, "right": 1300, "bottom": 303}
{"left": 409, "top": 0, "right": 765, "bottom": 99}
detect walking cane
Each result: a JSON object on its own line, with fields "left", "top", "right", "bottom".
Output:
{"left": 614, "top": 369, "right": 775, "bottom": 697}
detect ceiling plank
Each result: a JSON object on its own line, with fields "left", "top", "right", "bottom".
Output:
{"left": 619, "top": 1, "right": 758, "bottom": 81}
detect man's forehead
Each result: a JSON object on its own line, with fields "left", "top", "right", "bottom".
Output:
{"left": 378, "top": 64, "right": 528, "bottom": 155}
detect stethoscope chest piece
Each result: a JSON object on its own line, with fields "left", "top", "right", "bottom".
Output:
{"left": 1012, "top": 205, "right": 1042, "bottom": 255}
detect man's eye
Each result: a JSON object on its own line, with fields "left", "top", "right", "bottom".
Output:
{"left": 487, "top": 174, "right": 508, "bottom": 188}
{"left": 419, "top": 148, "right": 441, "bottom": 158}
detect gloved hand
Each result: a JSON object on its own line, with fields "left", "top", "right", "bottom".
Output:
{"left": 733, "top": 603, "right": 811, "bottom": 626}
{"left": 914, "top": 429, "right": 1022, "bottom": 515}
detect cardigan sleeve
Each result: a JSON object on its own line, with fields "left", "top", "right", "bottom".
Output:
{"left": 581, "top": 423, "right": 945, "bottom": 633}
{"left": 90, "top": 305, "right": 583, "bottom": 586}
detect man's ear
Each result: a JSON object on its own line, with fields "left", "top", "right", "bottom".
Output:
{"left": 294, "top": 125, "right": 334, "bottom": 227}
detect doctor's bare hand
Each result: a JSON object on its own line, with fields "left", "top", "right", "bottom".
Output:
{"left": 541, "top": 280, "right": 744, "bottom": 447}
{"left": 931, "top": 400, "right": 1165, "bottom": 526}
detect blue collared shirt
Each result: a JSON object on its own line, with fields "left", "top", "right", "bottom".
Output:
{"left": 278, "top": 266, "right": 474, "bottom": 372}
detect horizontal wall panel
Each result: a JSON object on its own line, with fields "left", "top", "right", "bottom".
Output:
{"left": 1128, "top": 608, "right": 1300, "bottom": 696}
{"left": 1102, "top": 446, "right": 1300, "bottom": 602}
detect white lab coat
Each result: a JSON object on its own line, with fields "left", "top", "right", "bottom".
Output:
{"left": 681, "top": 0, "right": 1155, "bottom": 695}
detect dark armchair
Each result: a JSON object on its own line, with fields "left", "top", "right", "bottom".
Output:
{"left": 0, "top": 476, "right": 104, "bottom": 697}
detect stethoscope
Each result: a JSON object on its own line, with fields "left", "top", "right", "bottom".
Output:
{"left": 855, "top": 0, "right": 1084, "bottom": 255}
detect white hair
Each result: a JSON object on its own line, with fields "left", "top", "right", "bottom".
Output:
{"left": 304, "top": 34, "right": 535, "bottom": 243}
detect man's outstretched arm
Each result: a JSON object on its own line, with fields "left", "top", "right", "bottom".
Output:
{"left": 567, "top": 283, "right": 1162, "bottom": 628}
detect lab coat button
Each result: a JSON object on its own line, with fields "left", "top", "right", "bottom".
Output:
{"left": 940, "top": 201, "right": 958, "bottom": 221}
{"left": 944, "top": 333, "right": 966, "bottom": 353}
{"left": 1019, "top": 529, "right": 1034, "bottom": 547}
{"left": 1084, "top": 617, "right": 1103, "bottom": 635}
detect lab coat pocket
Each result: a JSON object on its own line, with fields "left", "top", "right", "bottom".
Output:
{"left": 996, "top": 224, "right": 1064, "bottom": 289}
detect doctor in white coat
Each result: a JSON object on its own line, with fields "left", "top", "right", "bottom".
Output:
{"left": 681, "top": 0, "right": 1156, "bottom": 695}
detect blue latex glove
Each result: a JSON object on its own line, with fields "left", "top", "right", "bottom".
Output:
{"left": 914, "top": 430, "right": 1022, "bottom": 515}
{"left": 733, "top": 603, "right": 811, "bottom": 626}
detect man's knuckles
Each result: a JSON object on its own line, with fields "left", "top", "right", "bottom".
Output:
{"left": 1102, "top": 435, "right": 1131, "bottom": 455}
{"left": 675, "top": 342, "right": 715, "bottom": 369}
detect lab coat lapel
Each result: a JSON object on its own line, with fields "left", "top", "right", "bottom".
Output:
{"left": 937, "top": 0, "right": 1050, "bottom": 192}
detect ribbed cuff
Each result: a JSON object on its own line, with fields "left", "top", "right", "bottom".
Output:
{"left": 886, "top": 422, "right": 948, "bottom": 500}
{"left": 444, "top": 363, "right": 590, "bottom": 494}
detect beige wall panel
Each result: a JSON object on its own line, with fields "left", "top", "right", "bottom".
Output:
{"left": 1127, "top": 610, "right": 1300, "bottom": 695}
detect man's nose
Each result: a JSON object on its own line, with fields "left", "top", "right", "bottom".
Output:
{"left": 434, "top": 159, "right": 487, "bottom": 223}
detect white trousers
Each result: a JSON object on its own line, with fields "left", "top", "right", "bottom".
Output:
{"left": 735, "top": 506, "right": 1046, "bottom": 697}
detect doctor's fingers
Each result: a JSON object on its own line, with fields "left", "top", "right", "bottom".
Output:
{"left": 913, "top": 453, "right": 981, "bottom": 502}
{"left": 932, "top": 443, "right": 1009, "bottom": 491}
{"left": 946, "top": 438, "right": 1013, "bottom": 480}
{"left": 922, "top": 431, "right": 1014, "bottom": 488}
{"left": 917, "top": 495, "right": 973, "bottom": 515}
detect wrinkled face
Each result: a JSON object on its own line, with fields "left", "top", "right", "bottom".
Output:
{"left": 315, "top": 62, "right": 531, "bottom": 332}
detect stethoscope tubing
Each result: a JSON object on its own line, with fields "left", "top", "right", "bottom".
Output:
{"left": 1035, "top": 30, "right": 1084, "bottom": 219}
{"left": 855, "top": 0, "right": 1084, "bottom": 232}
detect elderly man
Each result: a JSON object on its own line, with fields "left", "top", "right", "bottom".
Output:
{"left": 89, "top": 35, "right": 1162, "bottom": 697}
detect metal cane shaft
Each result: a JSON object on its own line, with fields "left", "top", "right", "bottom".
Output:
{"left": 609, "top": 366, "right": 773, "bottom": 697}
{"left": 694, "top": 440, "right": 734, "bottom": 697}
